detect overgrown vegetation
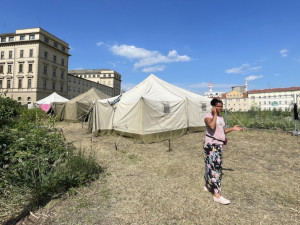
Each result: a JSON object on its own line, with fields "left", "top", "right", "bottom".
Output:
{"left": 0, "top": 94, "right": 102, "bottom": 224}
{"left": 225, "top": 107, "right": 296, "bottom": 130}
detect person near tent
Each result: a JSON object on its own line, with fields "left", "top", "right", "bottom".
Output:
{"left": 203, "top": 98, "right": 243, "bottom": 205}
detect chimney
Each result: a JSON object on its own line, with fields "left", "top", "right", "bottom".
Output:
{"left": 209, "top": 82, "right": 212, "bottom": 92}
{"left": 245, "top": 80, "right": 248, "bottom": 92}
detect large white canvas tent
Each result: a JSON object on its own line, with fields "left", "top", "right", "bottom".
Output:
{"left": 90, "top": 74, "right": 211, "bottom": 143}
{"left": 33, "top": 92, "right": 68, "bottom": 112}
{"left": 52, "top": 87, "right": 109, "bottom": 121}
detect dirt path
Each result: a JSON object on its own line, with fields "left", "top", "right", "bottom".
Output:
{"left": 18, "top": 122, "right": 300, "bottom": 225}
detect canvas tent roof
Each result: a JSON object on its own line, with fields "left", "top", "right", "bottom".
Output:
{"left": 90, "top": 74, "right": 211, "bottom": 143}
{"left": 36, "top": 92, "right": 69, "bottom": 105}
{"left": 52, "top": 87, "right": 110, "bottom": 121}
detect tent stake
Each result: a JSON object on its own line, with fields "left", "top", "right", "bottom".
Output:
{"left": 168, "top": 139, "right": 172, "bottom": 151}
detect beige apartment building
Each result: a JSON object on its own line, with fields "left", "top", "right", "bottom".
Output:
{"left": 248, "top": 87, "right": 300, "bottom": 111}
{"left": 0, "top": 28, "right": 70, "bottom": 105}
{"left": 0, "top": 28, "right": 122, "bottom": 105}
{"left": 68, "top": 69, "right": 121, "bottom": 96}
{"left": 67, "top": 74, "right": 113, "bottom": 99}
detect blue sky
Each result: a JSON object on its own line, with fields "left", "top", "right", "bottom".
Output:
{"left": 1, "top": 0, "right": 300, "bottom": 94}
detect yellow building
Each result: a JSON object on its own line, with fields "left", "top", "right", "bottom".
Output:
{"left": 222, "top": 90, "right": 249, "bottom": 112}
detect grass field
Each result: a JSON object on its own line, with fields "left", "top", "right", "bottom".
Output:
{"left": 16, "top": 122, "right": 299, "bottom": 225}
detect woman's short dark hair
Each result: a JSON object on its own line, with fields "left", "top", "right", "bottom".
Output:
{"left": 211, "top": 98, "right": 223, "bottom": 106}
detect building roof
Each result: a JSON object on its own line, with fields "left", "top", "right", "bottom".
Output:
{"left": 248, "top": 87, "right": 300, "bottom": 94}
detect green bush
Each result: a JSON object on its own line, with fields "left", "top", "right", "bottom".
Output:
{"left": 0, "top": 95, "right": 102, "bottom": 223}
{"left": 226, "top": 108, "right": 295, "bottom": 131}
{"left": 0, "top": 93, "right": 22, "bottom": 127}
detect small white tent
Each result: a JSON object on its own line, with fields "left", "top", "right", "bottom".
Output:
{"left": 36, "top": 92, "right": 69, "bottom": 104}
{"left": 35, "top": 92, "right": 68, "bottom": 112}
{"left": 90, "top": 74, "right": 211, "bottom": 143}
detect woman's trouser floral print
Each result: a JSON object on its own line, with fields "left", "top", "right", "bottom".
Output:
{"left": 203, "top": 142, "right": 223, "bottom": 194}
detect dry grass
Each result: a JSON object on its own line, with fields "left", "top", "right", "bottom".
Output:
{"left": 16, "top": 122, "right": 300, "bottom": 225}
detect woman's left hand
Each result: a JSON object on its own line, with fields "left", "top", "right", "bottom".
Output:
{"left": 233, "top": 125, "right": 243, "bottom": 131}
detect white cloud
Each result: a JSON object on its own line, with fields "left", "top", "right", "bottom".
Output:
{"left": 142, "top": 65, "right": 166, "bottom": 73}
{"left": 245, "top": 75, "right": 263, "bottom": 81}
{"left": 96, "top": 42, "right": 104, "bottom": 47}
{"left": 225, "top": 63, "right": 262, "bottom": 74}
{"left": 109, "top": 44, "right": 191, "bottom": 71}
{"left": 280, "top": 49, "right": 288, "bottom": 57}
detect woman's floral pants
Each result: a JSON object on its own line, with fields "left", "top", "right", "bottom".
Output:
{"left": 203, "top": 142, "right": 223, "bottom": 194}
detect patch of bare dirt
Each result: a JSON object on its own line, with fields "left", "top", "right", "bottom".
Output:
{"left": 17, "top": 122, "right": 300, "bottom": 225}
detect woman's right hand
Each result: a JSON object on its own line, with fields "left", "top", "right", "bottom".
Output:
{"left": 211, "top": 107, "right": 217, "bottom": 116}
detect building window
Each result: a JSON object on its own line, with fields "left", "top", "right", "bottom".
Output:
{"left": 28, "top": 64, "right": 33, "bottom": 73}
{"left": 43, "top": 80, "right": 46, "bottom": 90}
{"left": 29, "top": 35, "right": 35, "bottom": 40}
{"left": 68, "top": 86, "right": 71, "bottom": 91}
{"left": 29, "top": 49, "right": 33, "bottom": 57}
{"left": 20, "top": 50, "right": 24, "bottom": 58}
{"left": 62, "top": 46, "right": 65, "bottom": 52}
{"left": 18, "top": 79, "right": 22, "bottom": 89}
{"left": 44, "top": 51, "right": 48, "bottom": 59}
{"left": 27, "top": 97, "right": 31, "bottom": 101}
{"left": 18, "top": 97, "right": 22, "bottom": 101}
{"left": 52, "top": 82, "right": 55, "bottom": 91}
{"left": 0, "top": 65, "right": 3, "bottom": 73}
{"left": 8, "top": 65, "right": 12, "bottom": 74}
{"left": 7, "top": 80, "right": 11, "bottom": 88}
{"left": 1, "top": 37, "right": 6, "bottom": 42}
{"left": 9, "top": 51, "right": 12, "bottom": 59}
{"left": 1, "top": 51, "right": 4, "bottom": 59}
{"left": 53, "top": 68, "right": 56, "bottom": 77}
{"left": 61, "top": 71, "right": 64, "bottom": 79}
{"left": 44, "top": 37, "right": 49, "bottom": 43}
{"left": 78, "top": 88, "right": 80, "bottom": 93}
{"left": 43, "top": 65, "right": 47, "bottom": 75}
{"left": 19, "top": 64, "right": 23, "bottom": 73}
{"left": 54, "top": 42, "right": 58, "bottom": 48}
{"left": 20, "top": 35, "right": 25, "bottom": 41}
{"left": 9, "top": 37, "right": 14, "bottom": 42}
{"left": 61, "top": 58, "right": 64, "bottom": 66}
{"left": 53, "top": 55, "right": 56, "bottom": 63}
{"left": 68, "top": 77, "right": 71, "bottom": 82}
{"left": 60, "top": 84, "right": 64, "bottom": 92}
{"left": 28, "top": 79, "right": 32, "bottom": 88}
{"left": 0, "top": 80, "right": 2, "bottom": 88}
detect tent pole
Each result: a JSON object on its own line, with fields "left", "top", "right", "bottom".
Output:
{"left": 225, "top": 98, "right": 228, "bottom": 127}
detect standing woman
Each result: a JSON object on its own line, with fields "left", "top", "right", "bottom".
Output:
{"left": 203, "top": 98, "right": 243, "bottom": 204}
